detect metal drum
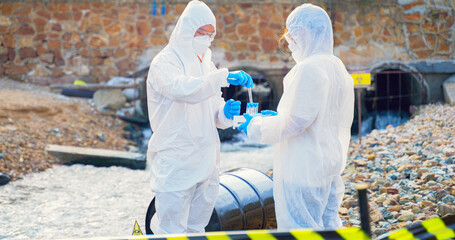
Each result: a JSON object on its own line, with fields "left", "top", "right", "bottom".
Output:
{"left": 145, "top": 168, "right": 275, "bottom": 234}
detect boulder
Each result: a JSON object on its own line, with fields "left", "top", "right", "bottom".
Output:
{"left": 93, "top": 89, "right": 127, "bottom": 111}
{"left": 443, "top": 74, "right": 455, "bottom": 105}
{"left": 397, "top": 211, "right": 415, "bottom": 222}
{"left": 0, "top": 173, "right": 11, "bottom": 186}
{"left": 438, "top": 204, "right": 455, "bottom": 216}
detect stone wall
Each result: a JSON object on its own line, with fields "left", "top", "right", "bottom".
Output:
{"left": 333, "top": 0, "right": 455, "bottom": 68}
{"left": 0, "top": 0, "right": 453, "bottom": 84}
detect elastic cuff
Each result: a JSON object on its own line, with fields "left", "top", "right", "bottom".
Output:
{"left": 218, "top": 68, "right": 229, "bottom": 87}
{"left": 208, "top": 68, "right": 229, "bottom": 93}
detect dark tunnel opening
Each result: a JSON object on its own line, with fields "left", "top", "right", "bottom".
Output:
{"left": 351, "top": 66, "right": 427, "bottom": 136}
{"left": 365, "top": 69, "right": 413, "bottom": 113}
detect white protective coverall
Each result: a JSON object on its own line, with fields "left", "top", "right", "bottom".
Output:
{"left": 145, "top": 0, "right": 232, "bottom": 234}
{"left": 247, "top": 4, "right": 354, "bottom": 230}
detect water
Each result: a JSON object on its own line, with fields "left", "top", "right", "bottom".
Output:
{"left": 353, "top": 110, "right": 410, "bottom": 136}
{"left": 0, "top": 135, "right": 273, "bottom": 240}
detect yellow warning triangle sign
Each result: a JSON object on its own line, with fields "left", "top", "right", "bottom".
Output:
{"left": 132, "top": 220, "right": 143, "bottom": 235}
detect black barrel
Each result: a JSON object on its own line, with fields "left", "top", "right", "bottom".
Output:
{"left": 145, "top": 168, "right": 275, "bottom": 234}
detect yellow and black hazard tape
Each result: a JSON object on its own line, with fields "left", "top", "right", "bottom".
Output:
{"left": 377, "top": 214, "right": 455, "bottom": 240}
{"left": 99, "top": 227, "right": 370, "bottom": 240}
{"left": 85, "top": 215, "right": 455, "bottom": 240}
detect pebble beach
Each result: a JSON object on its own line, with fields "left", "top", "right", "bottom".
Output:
{"left": 341, "top": 103, "right": 455, "bottom": 236}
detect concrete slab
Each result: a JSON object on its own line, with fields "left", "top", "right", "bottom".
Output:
{"left": 409, "top": 60, "right": 455, "bottom": 74}
{"left": 46, "top": 144, "right": 146, "bottom": 170}
{"left": 443, "top": 74, "right": 455, "bottom": 106}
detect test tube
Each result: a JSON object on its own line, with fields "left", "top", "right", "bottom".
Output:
{"left": 246, "top": 102, "right": 259, "bottom": 115}
{"left": 248, "top": 88, "right": 253, "bottom": 104}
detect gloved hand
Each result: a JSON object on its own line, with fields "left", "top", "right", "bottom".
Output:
{"left": 227, "top": 71, "right": 254, "bottom": 88}
{"left": 237, "top": 113, "right": 253, "bottom": 135}
{"left": 261, "top": 110, "right": 278, "bottom": 116}
{"left": 224, "top": 99, "right": 241, "bottom": 120}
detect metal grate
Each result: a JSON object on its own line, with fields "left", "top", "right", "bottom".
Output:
{"left": 364, "top": 69, "right": 426, "bottom": 113}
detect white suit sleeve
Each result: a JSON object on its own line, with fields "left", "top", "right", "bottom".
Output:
{"left": 214, "top": 95, "right": 233, "bottom": 129}
{"left": 248, "top": 64, "right": 328, "bottom": 144}
{"left": 149, "top": 57, "right": 229, "bottom": 104}
{"left": 203, "top": 59, "right": 232, "bottom": 129}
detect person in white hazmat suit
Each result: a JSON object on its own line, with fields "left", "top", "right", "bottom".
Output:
{"left": 238, "top": 3, "right": 354, "bottom": 230}
{"left": 145, "top": 0, "right": 253, "bottom": 234}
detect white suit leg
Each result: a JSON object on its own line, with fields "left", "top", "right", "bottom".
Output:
{"left": 282, "top": 182, "right": 334, "bottom": 230}
{"left": 150, "top": 186, "right": 196, "bottom": 234}
{"left": 187, "top": 171, "right": 219, "bottom": 233}
{"left": 322, "top": 176, "right": 344, "bottom": 230}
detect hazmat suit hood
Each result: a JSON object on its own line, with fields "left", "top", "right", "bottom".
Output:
{"left": 168, "top": 0, "right": 216, "bottom": 67}
{"left": 286, "top": 4, "right": 333, "bottom": 61}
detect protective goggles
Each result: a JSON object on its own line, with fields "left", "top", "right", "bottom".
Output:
{"left": 284, "top": 32, "right": 296, "bottom": 45}
{"left": 195, "top": 28, "right": 216, "bottom": 41}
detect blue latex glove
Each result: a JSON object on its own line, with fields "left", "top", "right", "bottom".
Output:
{"left": 237, "top": 113, "right": 253, "bottom": 135}
{"left": 261, "top": 110, "right": 278, "bottom": 116}
{"left": 227, "top": 71, "right": 254, "bottom": 88}
{"left": 224, "top": 99, "right": 241, "bottom": 120}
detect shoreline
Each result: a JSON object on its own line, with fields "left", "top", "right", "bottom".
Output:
{"left": 0, "top": 78, "right": 134, "bottom": 182}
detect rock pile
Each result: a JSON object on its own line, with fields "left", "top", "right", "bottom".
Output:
{"left": 341, "top": 103, "right": 455, "bottom": 236}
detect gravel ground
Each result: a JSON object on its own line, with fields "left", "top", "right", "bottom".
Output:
{"left": 0, "top": 78, "right": 133, "bottom": 182}
{"left": 341, "top": 103, "right": 455, "bottom": 236}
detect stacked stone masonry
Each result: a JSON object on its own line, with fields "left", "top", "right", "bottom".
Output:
{"left": 0, "top": 0, "right": 453, "bottom": 83}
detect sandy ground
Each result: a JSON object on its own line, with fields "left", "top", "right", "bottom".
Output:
{"left": 0, "top": 78, "right": 133, "bottom": 181}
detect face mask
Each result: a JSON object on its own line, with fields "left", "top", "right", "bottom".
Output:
{"left": 193, "top": 36, "right": 211, "bottom": 56}
{"left": 286, "top": 37, "right": 304, "bottom": 63}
